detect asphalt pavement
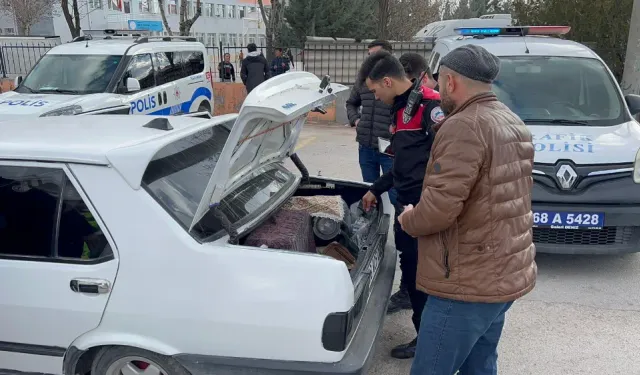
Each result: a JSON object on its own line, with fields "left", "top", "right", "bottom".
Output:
{"left": 291, "top": 122, "right": 640, "bottom": 375}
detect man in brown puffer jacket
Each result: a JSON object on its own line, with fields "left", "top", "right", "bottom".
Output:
{"left": 398, "top": 44, "right": 537, "bottom": 375}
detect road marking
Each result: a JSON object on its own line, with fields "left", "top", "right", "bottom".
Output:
{"left": 295, "top": 136, "right": 316, "bottom": 151}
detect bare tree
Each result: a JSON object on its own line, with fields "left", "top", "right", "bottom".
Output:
{"left": 377, "top": 0, "right": 390, "bottom": 39}
{"left": 59, "top": 0, "right": 81, "bottom": 38}
{"left": 257, "top": 0, "right": 285, "bottom": 62}
{"left": 387, "top": 0, "right": 441, "bottom": 41}
{"left": 0, "top": 0, "right": 59, "bottom": 35}
{"left": 157, "top": 0, "right": 173, "bottom": 36}
{"left": 178, "top": 0, "right": 201, "bottom": 36}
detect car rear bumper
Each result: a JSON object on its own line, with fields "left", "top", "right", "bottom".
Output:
{"left": 533, "top": 203, "right": 640, "bottom": 255}
{"left": 173, "top": 243, "right": 396, "bottom": 375}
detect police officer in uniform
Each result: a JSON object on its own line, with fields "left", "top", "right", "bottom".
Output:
{"left": 360, "top": 51, "right": 443, "bottom": 359}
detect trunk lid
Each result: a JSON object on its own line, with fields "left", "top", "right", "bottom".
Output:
{"left": 189, "top": 72, "right": 347, "bottom": 230}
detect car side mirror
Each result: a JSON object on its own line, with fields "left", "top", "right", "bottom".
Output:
{"left": 14, "top": 76, "right": 22, "bottom": 87}
{"left": 626, "top": 94, "right": 640, "bottom": 116}
{"left": 126, "top": 77, "right": 141, "bottom": 93}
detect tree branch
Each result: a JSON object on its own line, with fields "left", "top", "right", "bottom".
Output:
{"left": 157, "top": 0, "right": 173, "bottom": 35}
{"left": 257, "top": 0, "right": 269, "bottom": 26}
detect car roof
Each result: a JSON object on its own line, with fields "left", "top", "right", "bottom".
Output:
{"left": 0, "top": 114, "right": 237, "bottom": 166}
{"left": 47, "top": 39, "right": 206, "bottom": 56}
{"left": 436, "top": 35, "right": 600, "bottom": 59}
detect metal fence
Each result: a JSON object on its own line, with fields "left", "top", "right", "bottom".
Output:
{"left": 206, "top": 44, "right": 304, "bottom": 82}
{"left": 0, "top": 41, "right": 58, "bottom": 78}
{"left": 303, "top": 41, "right": 434, "bottom": 85}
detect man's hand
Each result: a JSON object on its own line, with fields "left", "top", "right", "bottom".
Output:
{"left": 362, "top": 191, "right": 377, "bottom": 212}
{"left": 398, "top": 204, "right": 414, "bottom": 231}
{"left": 355, "top": 119, "right": 360, "bottom": 127}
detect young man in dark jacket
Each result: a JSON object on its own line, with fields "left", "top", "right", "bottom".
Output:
{"left": 270, "top": 48, "right": 291, "bottom": 76}
{"left": 241, "top": 43, "right": 269, "bottom": 93}
{"left": 218, "top": 53, "right": 236, "bottom": 82}
{"left": 361, "top": 51, "right": 443, "bottom": 359}
{"left": 346, "top": 40, "right": 397, "bottom": 199}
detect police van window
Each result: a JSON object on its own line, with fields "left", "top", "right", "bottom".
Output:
{"left": 154, "top": 52, "right": 180, "bottom": 85}
{"left": 492, "top": 56, "right": 624, "bottom": 126}
{"left": 429, "top": 52, "right": 440, "bottom": 75}
{"left": 0, "top": 166, "right": 111, "bottom": 261}
{"left": 15, "top": 55, "right": 122, "bottom": 95}
{"left": 182, "top": 51, "right": 205, "bottom": 76}
{"left": 123, "top": 53, "right": 155, "bottom": 90}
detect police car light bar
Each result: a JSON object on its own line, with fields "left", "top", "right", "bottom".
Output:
{"left": 454, "top": 26, "right": 571, "bottom": 37}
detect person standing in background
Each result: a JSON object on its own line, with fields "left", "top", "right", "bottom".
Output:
{"left": 346, "top": 40, "right": 398, "bottom": 206}
{"left": 271, "top": 48, "right": 291, "bottom": 76}
{"left": 218, "top": 53, "right": 236, "bottom": 83}
{"left": 241, "top": 43, "right": 270, "bottom": 94}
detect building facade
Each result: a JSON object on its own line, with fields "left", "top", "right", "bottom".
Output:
{"left": 0, "top": 0, "right": 268, "bottom": 46}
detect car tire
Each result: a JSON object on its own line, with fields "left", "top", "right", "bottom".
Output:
{"left": 91, "top": 346, "right": 190, "bottom": 375}
{"left": 197, "top": 102, "right": 211, "bottom": 114}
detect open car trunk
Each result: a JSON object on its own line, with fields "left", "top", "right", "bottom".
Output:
{"left": 236, "top": 170, "right": 390, "bottom": 279}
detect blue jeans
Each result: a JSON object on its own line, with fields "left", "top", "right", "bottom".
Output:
{"left": 411, "top": 296, "right": 513, "bottom": 375}
{"left": 358, "top": 144, "right": 397, "bottom": 206}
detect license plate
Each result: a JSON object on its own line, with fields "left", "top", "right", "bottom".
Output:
{"left": 367, "top": 247, "right": 383, "bottom": 290}
{"left": 533, "top": 211, "right": 604, "bottom": 229}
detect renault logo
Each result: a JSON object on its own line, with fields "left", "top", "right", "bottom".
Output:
{"left": 556, "top": 164, "right": 578, "bottom": 190}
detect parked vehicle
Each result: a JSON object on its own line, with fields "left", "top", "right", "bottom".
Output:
{"left": 0, "top": 30, "right": 212, "bottom": 118}
{"left": 0, "top": 72, "right": 395, "bottom": 375}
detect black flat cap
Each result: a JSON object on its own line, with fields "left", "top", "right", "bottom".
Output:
{"left": 440, "top": 44, "right": 501, "bottom": 83}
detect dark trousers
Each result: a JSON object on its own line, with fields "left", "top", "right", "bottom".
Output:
{"left": 394, "top": 200, "right": 428, "bottom": 333}
{"left": 358, "top": 144, "right": 397, "bottom": 206}
{"left": 411, "top": 297, "right": 513, "bottom": 375}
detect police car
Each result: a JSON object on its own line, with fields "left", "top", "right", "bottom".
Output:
{"left": 0, "top": 30, "right": 213, "bottom": 118}
{"left": 430, "top": 26, "right": 640, "bottom": 254}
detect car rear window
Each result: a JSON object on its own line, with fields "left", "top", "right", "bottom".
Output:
{"left": 142, "top": 123, "right": 232, "bottom": 229}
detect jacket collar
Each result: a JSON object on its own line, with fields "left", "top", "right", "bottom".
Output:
{"left": 434, "top": 91, "right": 497, "bottom": 131}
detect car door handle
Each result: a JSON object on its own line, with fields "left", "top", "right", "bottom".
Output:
{"left": 70, "top": 279, "right": 111, "bottom": 294}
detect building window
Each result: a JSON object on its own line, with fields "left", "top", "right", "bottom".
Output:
{"left": 139, "top": 0, "right": 150, "bottom": 13}
{"left": 237, "top": 6, "right": 245, "bottom": 18}
{"left": 230, "top": 33, "right": 237, "bottom": 46}
{"left": 259, "top": 36, "right": 265, "bottom": 46}
{"left": 227, "top": 5, "right": 235, "bottom": 18}
{"left": 220, "top": 33, "right": 228, "bottom": 46}
{"left": 88, "top": 0, "right": 102, "bottom": 9}
{"left": 4, "top": 28, "right": 15, "bottom": 35}
{"left": 205, "top": 3, "right": 213, "bottom": 17}
{"left": 215, "top": 4, "right": 223, "bottom": 17}
{"left": 168, "top": 0, "right": 177, "bottom": 14}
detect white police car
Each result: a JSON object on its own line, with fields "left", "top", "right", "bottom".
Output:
{"left": 0, "top": 30, "right": 213, "bottom": 118}
{"left": 430, "top": 26, "right": 640, "bottom": 254}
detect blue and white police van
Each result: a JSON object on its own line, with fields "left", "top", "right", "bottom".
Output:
{"left": 0, "top": 30, "right": 213, "bottom": 118}
{"left": 430, "top": 25, "right": 640, "bottom": 254}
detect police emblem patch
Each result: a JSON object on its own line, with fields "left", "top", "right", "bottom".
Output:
{"left": 431, "top": 106, "right": 445, "bottom": 122}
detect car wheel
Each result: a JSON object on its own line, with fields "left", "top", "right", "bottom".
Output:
{"left": 91, "top": 346, "right": 190, "bottom": 375}
{"left": 197, "top": 103, "right": 211, "bottom": 114}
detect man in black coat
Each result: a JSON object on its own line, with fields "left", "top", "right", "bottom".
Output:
{"left": 241, "top": 43, "right": 270, "bottom": 93}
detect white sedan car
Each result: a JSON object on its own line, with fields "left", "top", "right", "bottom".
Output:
{"left": 0, "top": 72, "right": 395, "bottom": 375}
